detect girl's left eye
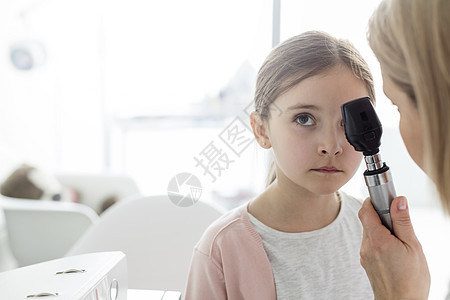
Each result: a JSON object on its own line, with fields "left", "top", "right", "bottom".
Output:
{"left": 295, "top": 114, "right": 315, "bottom": 126}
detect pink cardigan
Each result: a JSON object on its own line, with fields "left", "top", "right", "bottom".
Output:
{"left": 185, "top": 203, "right": 276, "bottom": 299}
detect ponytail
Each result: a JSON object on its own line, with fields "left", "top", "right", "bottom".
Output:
{"left": 266, "top": 156, "right": 276, "bottom": 187}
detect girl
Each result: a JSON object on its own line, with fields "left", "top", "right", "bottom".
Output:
{"left": 185, "top": 31, "right": 374, "bottom": 299}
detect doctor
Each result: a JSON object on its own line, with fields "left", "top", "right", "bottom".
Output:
{"left": 360, "top": 0, "right": 449, "bottom": 298}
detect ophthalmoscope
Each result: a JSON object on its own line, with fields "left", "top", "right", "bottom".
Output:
{"left": 341, "top": 97, "right": 396, "bottom": 233}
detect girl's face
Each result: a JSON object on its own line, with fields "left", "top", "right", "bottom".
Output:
{"left": 264, "top": 66, "right": 367, "bottom": 195}
{"left": 381, "top": 71, "right": 424, "bottom": 170}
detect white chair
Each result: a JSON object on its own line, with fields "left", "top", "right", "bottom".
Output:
{"left": 66, "top": 195, "right": 224, "bottom": 294}
{"left": 0, "top": 208, "right": 17, "bottom": 271}
{"left": 55, "top": 173, "right": 141, "bottom": 214}
{"left": 0, "top": 196, "right": 99, "bottom": 267}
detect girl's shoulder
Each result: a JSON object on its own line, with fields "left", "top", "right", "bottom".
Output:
{"left": 340, "top": 191, "right": 365, "bottom": 212}
{"left": 194, "top": 201, "right": 257, "bottom": 256}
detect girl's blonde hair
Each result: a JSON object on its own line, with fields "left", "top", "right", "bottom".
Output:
{"left": 368, "top": 0, "right": 450, "bottom": 213}
{"left": 254, "top": 31, "right": 375, "bottom": 186}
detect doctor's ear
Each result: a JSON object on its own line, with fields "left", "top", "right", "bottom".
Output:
{"left": 250, "top": 112, "right": 271, "bottom": 149}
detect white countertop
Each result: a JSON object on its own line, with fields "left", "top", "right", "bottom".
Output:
{"left": 128, "top": 289, "right": 181, "bottom": 300}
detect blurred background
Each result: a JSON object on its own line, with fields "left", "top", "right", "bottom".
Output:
{"left": 0, "top": 0, "right": 449, "bottom": 298}
{"left": 0, "top": 0, "right": 393, "bottom": 199}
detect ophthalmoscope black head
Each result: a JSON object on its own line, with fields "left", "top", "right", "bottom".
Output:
{"left": 341, "top": 97, "right": 382, "bottom": 156}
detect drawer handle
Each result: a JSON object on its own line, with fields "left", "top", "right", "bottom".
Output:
{"left": 26, "top": 292, "right": 59, "bottom": 298}
{"left": 55, "top": 268, "right": 86, "bottom": 275}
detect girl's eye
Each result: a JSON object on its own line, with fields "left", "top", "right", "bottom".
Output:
{"left": 295, "top": 113, "right": 315, "bottom": 126}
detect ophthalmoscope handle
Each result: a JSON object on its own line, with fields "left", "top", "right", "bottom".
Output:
{"left": 364, "top": 163, "right": 396, "bottom": 233}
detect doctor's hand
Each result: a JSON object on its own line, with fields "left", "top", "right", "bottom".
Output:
{"left": 358, "top": 196, "right": 430, "bottom": 300}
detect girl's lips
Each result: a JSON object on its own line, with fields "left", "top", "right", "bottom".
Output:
{"left": 312, "top": 167, "right": 342, "bottom": 173}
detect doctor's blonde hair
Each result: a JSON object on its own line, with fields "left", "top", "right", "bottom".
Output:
{"left": 368, "top": 0, "right": 450, "bottom": 212}
{"left": 253, "top": 31, "right": 375, "bottom": 186}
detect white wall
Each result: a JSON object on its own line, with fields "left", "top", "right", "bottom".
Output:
{"left": 0, "top": 0, "right": 105, "bottom": 180}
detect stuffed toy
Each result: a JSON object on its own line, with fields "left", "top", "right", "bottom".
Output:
{"left": 0, "top": 164, "right": 78, "bottom": 202}
{"left": 0, "top": 164, "right": 118, "bottom": 213}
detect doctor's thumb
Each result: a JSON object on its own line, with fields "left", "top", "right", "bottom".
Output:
{"left": 390, "top": 196, "right": 418, "bottom": 243}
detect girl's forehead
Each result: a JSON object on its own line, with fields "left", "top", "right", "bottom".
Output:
{"left": 273, "top": 68, "right": 369, "bottom": 112}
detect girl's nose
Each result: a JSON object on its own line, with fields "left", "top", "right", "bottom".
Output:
{"left": 319, "top": 147, "right": 342, "bottom": 156}
{"left": 318, "top": 129, "right": 343, "bottom": 156}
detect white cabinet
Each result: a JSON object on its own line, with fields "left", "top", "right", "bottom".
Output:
{"left": 0, "top": 251, "right": 127, "bottom": 299}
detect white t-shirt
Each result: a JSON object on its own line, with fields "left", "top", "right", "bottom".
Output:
{"left": 248, "top": 191, "right": 373, "bottom": 300}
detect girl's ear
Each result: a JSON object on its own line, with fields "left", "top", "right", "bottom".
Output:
{"left": 250, "top": 112, "right": 271, "bottom": 149}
